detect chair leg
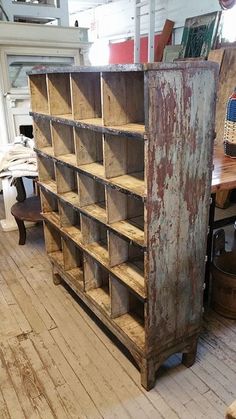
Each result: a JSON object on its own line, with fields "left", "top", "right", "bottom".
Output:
{"left": 14, "top": 217, "right": 26, "bottom": 245}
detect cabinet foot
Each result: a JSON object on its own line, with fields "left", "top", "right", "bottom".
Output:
{"left": 182, "top": 340, "right": 198, "bottom": 368}
{"left": 141, "top": 358, "right": 156, "bottom": 391}
{"left": 52, "top": 271, "right": 62, "bottom": 285}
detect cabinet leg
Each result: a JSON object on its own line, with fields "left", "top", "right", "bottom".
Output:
{"left": 15, "top": 217, "right": 26, "bottom": 245}
{"left": 141, "top": 358, "right": 156, "bottom": 391}
{"left": 52, "top": 268, "right": 62, "bottom": 286}
{"left": 182, "top": 339, "right": 198, "bottom": 368}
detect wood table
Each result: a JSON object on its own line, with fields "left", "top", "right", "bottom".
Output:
{"left": 212, "top": 145, "right": 236, "bottom": 194}
{"left": 205, "top": 145, "right": 236, "bottom": 301}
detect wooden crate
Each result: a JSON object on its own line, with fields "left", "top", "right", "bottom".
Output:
{"left": 29, "top": 63, "right": 218, "bottom": 390}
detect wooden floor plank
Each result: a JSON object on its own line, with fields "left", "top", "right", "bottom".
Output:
{"left": 0, "top": 345, "right": 26, "bottom": 419}
{"left": 0, "top": 288, "right": 22, "bottom": 340}
{"left": 34, "top": 330, "right": 102, "bottom": 419}
{"left": 0, "top": 273, "right": 32, "bottom": 335}
{"left": 0, "top": 389, "right": 11, "bottom": 419}
{"left": 19, "top": 336, "right": 71, "bottom": 419}
{"left": 0, "top": 340, "right": 40, "bottom": 419}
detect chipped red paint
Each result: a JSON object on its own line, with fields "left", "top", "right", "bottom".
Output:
{"left": 145, "top": 64, "right": 218, "bottom": 357}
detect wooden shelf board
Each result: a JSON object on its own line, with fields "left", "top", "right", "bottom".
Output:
{"left": 79, "top": 118, "right": 145, "bottom": 134}
{"left": 48, "top": 250, "right": 63, "bottom": 267}
{"left": 40, "top": 180, "right": 57, "bottom": 194}
{"left": 44, "top": 211, "right": 60, "bottom": 226}
{"left": 66, "top": 267, "right": 84, "bottom": 288}
{"left": 78, "top": 163, "right": 145, "bottom": 198}
{"left": 86, "top": 286, "right": 110, "bottom": 315}
{"left": 82, "top": 202, "right": 107, "bottom": 223}
{"left": 54, "top": 113, "right": 73, "bottom": 120}
{"left": 59, "top": 191, "right": 80, "bottom": 207}
{"left": 39, "top": 146, "right": 54, "bottom": 156}
{"left": 114, "top": 313, "right": 145, "bottom": 350}
{"left": 111, "top": 261, "right": 145, "bottom": 299}
{"left": 58, "top": 153, "right": 77, "bottom": 166}
{"left": 110, "top": 172, "right": 145, "bottom": 197}
{"left": 85, "top": 241, "right": 109, "bottom": 265}
{"left": 31, "top": 112, "right": 145, "bottom": 140}
{"left": 63, "top": 225, "right": 82, "bottom": 243}
{"left": 110, "top": 219, "right": 145, "bottom": 247}
{"left": 78, "top": 162, "right": 105, "bottom": 178}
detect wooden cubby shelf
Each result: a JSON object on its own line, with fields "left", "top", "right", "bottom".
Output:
{"left": 102, "top": 71, "right": 144, "bottom": 128}
{"left": 51, "top": 122, "right": 76, "bottom": 166}
{"left": 30, "top": 74, "right": 48, "bottom": 114}
{"left": 78, "top": 173, "right": 106, "bottom": 222}
{"left": 106, "top": 187, "right": 145, "bottom": 247}
{"left": 55, "top": 162, "right": 80, "bottom": 207}
{"left": 62, "top": 237, "right": 84, "bottom": 290}
{"left": 30, "top": 63, "right": 217, "bottom": 390}
{"left": 37, "top": 153, "right": 56, "bottom": 190}
{"left": 71, "top": 72, "right": 102, "bottom": 122}
{"left": 47, "top": 73, "right": 72, "bottom": 119}
{"left": 33, "top": 118, "right": 53, "bottom": 156}
{"left": 44, "top": 221, "right": 63, "bottom": 268}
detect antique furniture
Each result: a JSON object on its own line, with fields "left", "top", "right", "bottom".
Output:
{"left": 29, "top": 62, "right": 217, "bottom": 390}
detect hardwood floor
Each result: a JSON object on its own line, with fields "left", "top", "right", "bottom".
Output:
{"left": 0, "top": 200, "right": 235, "bottom": 418}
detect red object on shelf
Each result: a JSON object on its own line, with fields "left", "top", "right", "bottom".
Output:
{"left": 109, "top": 33, "right": 170, "bottom": 64}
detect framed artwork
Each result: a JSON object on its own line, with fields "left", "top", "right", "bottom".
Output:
{"left": 179, "top": 12, "right": 222, "bottom": 59}
{"left": 162, "top": 45, "right": 183, "bottom": 62}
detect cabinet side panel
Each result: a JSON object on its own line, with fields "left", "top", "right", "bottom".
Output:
{"left": 146, "top": 66, "right": 217, "bottom": 350}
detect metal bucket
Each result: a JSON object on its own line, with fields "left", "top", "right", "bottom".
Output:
{"left": 212, "top": 251, "right": 236, "bottom": 319}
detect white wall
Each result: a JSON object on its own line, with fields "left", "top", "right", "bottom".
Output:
{"left": 70, "top": 0, "right": 221, "bottom": 43}
{"left": 2, "top": 0, "right": 69, "bottom": 26}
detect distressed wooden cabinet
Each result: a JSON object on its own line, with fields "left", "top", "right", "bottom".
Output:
{"left": 29, "top": 62, "right": 217, "bottom": 390}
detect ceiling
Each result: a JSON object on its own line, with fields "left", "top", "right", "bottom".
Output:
{"left": 68, "top": 0, "right": 113, "bottom": 14}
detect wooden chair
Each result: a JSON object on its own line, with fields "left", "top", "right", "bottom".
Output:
{"left": 11, "top": 177, "right": 43, "bottom": 245}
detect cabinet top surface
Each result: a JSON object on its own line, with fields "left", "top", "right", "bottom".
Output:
{"left": 28, "top": 61, "right": 218, "bottom": 76}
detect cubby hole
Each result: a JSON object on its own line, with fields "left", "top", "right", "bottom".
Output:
{"left": 62, "top": 238, "right": 84, "bottom": 289}
{"left": 102, "top": 72, "right": 144, "bottom": 130}
{"left": 71, "top": 72, "right": 102, "bottom": 122}
{"left": 104, "top": 134, "right": 145, "bottom": 196}
{"left": 108, "top": 232, "right": 145, "bottom": 298}
{"left": 110, "top": 276, "right": 145, "bottom": 349}
{"left": 75, "top": 128, "right": 104, "bottom": 177}
{"left": 84, "top": 254, "right": 110, "bottom": 314}
{"left": 55, "top": 163, "right": 79, "bottom": 207}
{"left": 106, "top": 187, "right": 145, "bottom": 246}
{"left": 59, "top": 201, "right": 82, "bottom": 242}
{"left": 44, "top": 222, "right": 63, "bottom": 268}
{"left": 81, "top": 214, "right": 108, "bottom": 265}
{"left": 33, "top": 119, "right": 53, "bottom": 155}
{"left": 47, "top": 73, "right": 72, "bottom": 118}
{"left": 78, "top": 174, "right": 106, "bottom": 223}
{"left": 51, "top": 122, "right": 76, "bottom": 165}
{"left": 40, "top": 188, "right": 59, "bottom": 225}
{"left": 37, "top": 155, "right": 56, "bottom": 190}
{"left": 29, "top": 74, "right": 48, "bottom": 114}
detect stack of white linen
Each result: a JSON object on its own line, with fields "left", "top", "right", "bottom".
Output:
{"left": 0, "top": 135, "right": 38, "bottom": 178}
